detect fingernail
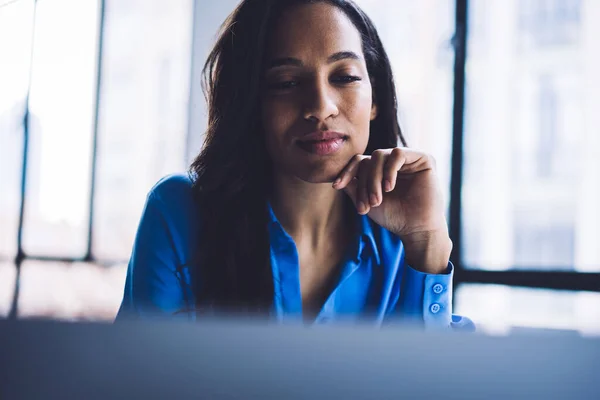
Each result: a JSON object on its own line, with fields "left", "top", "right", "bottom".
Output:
{"left": 370, "top": 194, "right": 378, "bottom": 206}
{"left": 357, "top": 201, "right": 366, "bottom": 214}
{"left": 384, "top": 180, "right": 392, "bottom": 192}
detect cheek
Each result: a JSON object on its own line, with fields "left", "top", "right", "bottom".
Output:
{"left": 342, "top": 88, "right": 373, "bottom": 143}
{"left": 261, "top": 98, "right": 301, "bottom": 167}
{"left": 261, "top": 99, "right": 296, "bottom": 143}
{"left": 346, "top": 87, "right": 373, "bottom": 122}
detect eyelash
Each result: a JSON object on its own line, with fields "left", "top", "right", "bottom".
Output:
{"left": 269, "top": 75, "right": 362, "bottom": 90}
{"left": 332, "top": 75, "right": 362, "bottom": 84}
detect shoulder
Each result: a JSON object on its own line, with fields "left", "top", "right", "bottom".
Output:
{"left": 149, "top": 173, "right": 194, "bottom": 201}
{"left": 143, "top": 173, "right": 198, "bottom": 229}
{"left": 147, "top": 173, "right": 195, "bottom": 212}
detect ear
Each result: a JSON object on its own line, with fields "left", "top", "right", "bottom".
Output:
{"left": 370, "top": 100, "right": 378, "bottom": 121}
{"left": 370, "top": 84, "right": 378, "bottom": 120}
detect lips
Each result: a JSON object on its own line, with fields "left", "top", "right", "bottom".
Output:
{"left": 296, "top": 131, "right": 347, "bottom": 156}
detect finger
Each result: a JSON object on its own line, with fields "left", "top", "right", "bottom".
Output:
{"left": 383, "top": 147, "right": 406, "bottom": 192}
{"left": 357, "top": 158, "right": 371, "bottom": 215}
{"left": 333, "top": 154, "right": 364, "bottom": 190}
{"left": 368, "top": 149, "right": 386, "bottom": 206}
{"left": 394, "top": 148, "right": 433, "bottom": 174}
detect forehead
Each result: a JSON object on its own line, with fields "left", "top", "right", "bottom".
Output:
{"left": 266, "top": 2, "right": 364, "bottom": 61}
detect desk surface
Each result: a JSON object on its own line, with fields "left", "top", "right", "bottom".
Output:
{"left": 0, "top": 319, "right": 598, "bottom": 399}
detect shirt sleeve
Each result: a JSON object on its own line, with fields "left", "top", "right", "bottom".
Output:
{"left": 114, "top": 191, "right": 193, "bottom": 321}
{"left": 397, "top": 262, "right": 475, "bottom": 332}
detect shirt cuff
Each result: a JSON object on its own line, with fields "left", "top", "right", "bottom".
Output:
{"left": 399, "top": 262, "right": 454, "bottom": 330}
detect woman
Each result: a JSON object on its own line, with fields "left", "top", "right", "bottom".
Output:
{"left": 116, "top": 0, "right": 473, "bottom": 330}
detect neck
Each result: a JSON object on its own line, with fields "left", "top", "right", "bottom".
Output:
{"left": 270, "top": 172, "right": 350, "bottom": 250}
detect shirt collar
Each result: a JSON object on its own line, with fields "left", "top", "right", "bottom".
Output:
{"left": 355, "top": 213, "right": 381, "bottom": 265}
{"left": 267, "top": 202, "right": 279, "bottom": 226}
{"left": 267, "top": 202, "right": 380, "bottom": 265}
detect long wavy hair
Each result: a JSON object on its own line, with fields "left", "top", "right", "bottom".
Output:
{"left": 190, "top": 0, "right": 407, "bottom": 314}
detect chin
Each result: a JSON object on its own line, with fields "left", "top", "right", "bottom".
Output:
{"left": 271, "top": 143, "right": 366, "bottom": 184}
{"left": 293, "top": 160, "right": 346, "bottom": 184}
{"left": 300, "top": 173, "right": 338, "bottom": 184}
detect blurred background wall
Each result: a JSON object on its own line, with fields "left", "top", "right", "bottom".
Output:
{"left": 0, "top": 0, "right": 599, "bottom": 333}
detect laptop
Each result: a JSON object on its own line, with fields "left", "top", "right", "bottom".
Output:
{"left": 0, "top": 318, "right": 598, "bottom": 399}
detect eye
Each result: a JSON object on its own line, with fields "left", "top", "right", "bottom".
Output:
{"left": 332, "top": 75, "right": 362, "bottom": 84}
{"left": 268, "top": 80, "right": 299, "bottom": 90}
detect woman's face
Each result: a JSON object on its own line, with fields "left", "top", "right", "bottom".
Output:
{"left": 261, "top": 2, "right": 377, "bottom": 184}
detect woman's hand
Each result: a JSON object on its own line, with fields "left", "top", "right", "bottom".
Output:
{"left": 333, "top": 147, "right": 452, "bottom": 274}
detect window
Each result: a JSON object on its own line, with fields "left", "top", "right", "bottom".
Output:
{"left": 1, "top": 0, "right": 598, "bottom": 329}
{"left": 536, "top": 75, "right": 558, "bottom": 178}
{"left": 93, "top": 0, "right": 193, "bottom": 260}
{"left": 461, "top": 0, "right": 598, "bottom": 272}
{"left": 513, "top": 221, "right": 575, "bottom": 268}
{"left": 21, "top": 0, "right": 100, "bottom": 258}
{"left": 519, "top": 0, "right": 582, "bottom": 48}
{"left": 0, "top": 0, "right": 34, "bottom": 259}
{"left": 455, "top": 284, "right": 600, "bottom": 335}
{"left": 456, "top": 0, "right": 600, "bottom": 333}
{"left": 0, "top": 0, "right": 193, "bottom": 320}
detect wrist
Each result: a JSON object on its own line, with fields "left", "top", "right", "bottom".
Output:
{"left": 401, "top": 230, "right": 452, "bottom": 274}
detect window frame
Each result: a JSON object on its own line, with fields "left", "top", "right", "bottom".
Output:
{"left": 449, "top": 0, "right": 600, "bottom": 294}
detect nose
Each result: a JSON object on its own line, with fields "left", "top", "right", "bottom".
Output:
{"left": 302, "top": 78, "right": 339, "bottom": 122}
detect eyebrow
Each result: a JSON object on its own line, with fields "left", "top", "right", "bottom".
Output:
{"left": 266, "top": 51, "right": 361, "bottom": 69}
